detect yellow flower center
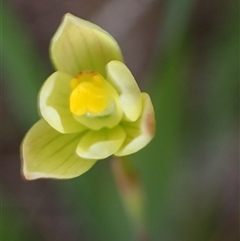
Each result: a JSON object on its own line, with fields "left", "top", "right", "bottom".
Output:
{"left": 70, "top": 71, "right": 112, "bottom": 116}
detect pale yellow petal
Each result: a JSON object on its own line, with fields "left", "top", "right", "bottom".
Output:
{"left": 106, "top": 61, "right": 142, "bottom": 121}
{"left": 21, "top": 119, "right": 96, "bottom": 180}
{"left": 115, "top": 93, "right": 155, "bottom": 156}
{"left": 39, "top": 71, "right": 87, "bottom": 133}
{"left": 76, "top": 126, "right": 126, "bottom": 159}
{"left": 50, "top": 13, "right": 123, "bottom": 77}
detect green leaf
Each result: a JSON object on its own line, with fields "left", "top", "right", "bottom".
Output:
{"left": 21, "top": 119, "right": 96, "bottom": 180}
{"left": 2, "top": 1, "right": 49, "bottom": 128}
{"left": 50, "top": 13, "right": 123, "bottom": 77}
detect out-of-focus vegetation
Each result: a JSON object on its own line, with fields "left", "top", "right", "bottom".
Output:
{"left": 2, "top": 0, "right": 239, "bottom": 241}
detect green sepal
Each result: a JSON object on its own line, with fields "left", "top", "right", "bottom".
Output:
{"left": 21, "top": 119, "right": 96, "bottom": 180}
{"left": 50, "top": 13, "right": 123, "bottom": 77}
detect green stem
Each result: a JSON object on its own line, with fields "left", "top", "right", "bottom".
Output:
{"left": 111, "top": 157, "right": 149, "bottom": 241}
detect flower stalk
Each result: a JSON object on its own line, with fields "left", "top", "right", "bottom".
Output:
{"left": 112, "top": 157, "right": 149, "bottom": 241}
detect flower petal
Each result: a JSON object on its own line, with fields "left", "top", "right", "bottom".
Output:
{"left": 39, "top": 71, "right": 87, "bottom": 133}
{"left": 21, "top": 119, "right": 96, "bottom": 180}
{"left": 50, "top": 13, "right": 123, "bottom": 77}
{"left": 76, "top": 126, "right": 126, "bottom": 159}
{"left": 106, "top": 60, "right": 142, "bottom": 121}
{"left": 115, "top": 93, "right": 155, "bottom": 156}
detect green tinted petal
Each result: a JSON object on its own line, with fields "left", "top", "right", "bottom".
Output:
{"left": 21, "top": 119, "right": 96, "bottom": 180}
{"left": 50, "top": 13, "right": 123, "bottom": 77}
{"left": 106, "top": 61, "right": 142, "bottom": 121}
{"left": 76, "top": 126, "right": 126, "bottom": 159}
{"left": 115, "top": 93, "right": 155, "bottom": 156}
{"left": 39, "top": 71, "right": 87, "bottom": 133}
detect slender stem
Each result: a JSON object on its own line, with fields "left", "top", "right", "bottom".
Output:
{"left": 111, "top": 156, "right": 149, "bottom": 241}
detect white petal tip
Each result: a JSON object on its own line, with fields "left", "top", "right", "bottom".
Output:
{"left": 22, "top": 170, "right": 42, "bottom": 180}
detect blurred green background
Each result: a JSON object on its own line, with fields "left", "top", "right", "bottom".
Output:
{"left": 1, "top": 0, "right": 239, "bottom": 241}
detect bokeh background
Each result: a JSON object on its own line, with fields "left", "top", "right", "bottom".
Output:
{"left": 1, "top": 0, "right": 239, "bottom": 240}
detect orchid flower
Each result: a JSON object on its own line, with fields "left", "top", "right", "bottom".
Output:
{"left": 21, "top": 13, "right": 155, "bottom": 180}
